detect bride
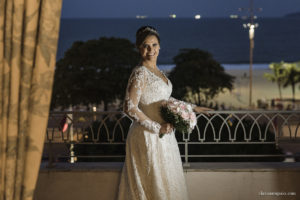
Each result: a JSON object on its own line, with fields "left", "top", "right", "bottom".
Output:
{"left": 117, "top": 26, "right": 212, "bottom": 200}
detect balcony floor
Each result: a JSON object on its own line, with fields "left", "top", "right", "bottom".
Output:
{"left": 36, "top": 161, "right": 300, "bottom": 200}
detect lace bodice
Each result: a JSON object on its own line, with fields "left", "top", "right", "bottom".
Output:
{"left": 123, "top": 65, "right": 195, "bottom": 134}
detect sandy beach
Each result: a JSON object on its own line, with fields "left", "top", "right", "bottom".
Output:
{"left": 161, "top": 64, "right": 300, "bottom": 109}
{"left": 213, "top": 68, "right": 300, "bottom": 109}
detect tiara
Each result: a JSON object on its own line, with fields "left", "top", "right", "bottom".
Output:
{"left": 141, "top": 27, "right": 159, "bottom": 35}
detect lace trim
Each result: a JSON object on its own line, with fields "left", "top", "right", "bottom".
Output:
{"left": 123, "top": 67, "right": 162, "bottom": 134}
{"left": 140, "top": 119, "right": 161, "bottom": 133}
{"left": 169, "top": 96, "right": 196, "bottom": 109}
{"left": 126, "top": 99, "right": 135, "bottom": 110}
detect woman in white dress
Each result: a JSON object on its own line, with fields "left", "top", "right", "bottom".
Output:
{"left": 117, "top": 26, "right": 212, "bottom": 200}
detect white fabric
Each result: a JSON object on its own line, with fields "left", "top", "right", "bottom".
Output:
{"left": 117, "top": 66, "right": 190, "bottom": 200}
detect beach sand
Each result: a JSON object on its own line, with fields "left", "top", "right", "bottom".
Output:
{"left": 213, "top": 68, "right": 300, "bottom": 109}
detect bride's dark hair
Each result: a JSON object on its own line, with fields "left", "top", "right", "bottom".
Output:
{"left": 136, "top": 26, "right": 160, "bottom": 48}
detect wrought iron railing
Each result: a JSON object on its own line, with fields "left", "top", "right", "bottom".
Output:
{"left": 45, "top": 110, "right": 300, "bottom": 166}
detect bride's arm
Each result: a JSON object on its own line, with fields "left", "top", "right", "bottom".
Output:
{"left": 168, "top": 96, "right": 197, "bottom": 109}
{"left": 168, "top": 97, "right": 213, "bottom": 114}
{"left": 123, "top": 68, "right": 161, "bottom": 133}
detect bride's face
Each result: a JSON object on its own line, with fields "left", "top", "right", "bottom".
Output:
{"left": 139, "top": 35, "right": 160, "bottom": 62}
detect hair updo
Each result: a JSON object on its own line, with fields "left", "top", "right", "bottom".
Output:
{"left": 135, "top": 26, "right": 160, "bottom": 48}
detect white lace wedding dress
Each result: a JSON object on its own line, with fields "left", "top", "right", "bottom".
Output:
{"left": 117, "top": 65, "right": 191, "bottom": 200}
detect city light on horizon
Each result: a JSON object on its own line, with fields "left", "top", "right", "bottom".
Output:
{"left": 61, "top": 0, "right": 300, "bottom": 18}
{"left": 169, "top": 14, "right": 176, "bottom": 18}
{"left": 195, "top": 15, "right": 201, "bottom": 19}
{"left": 136, "top": 15, "right": 147, "bottom": 19}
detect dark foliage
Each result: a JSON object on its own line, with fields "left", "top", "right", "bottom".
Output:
{"left": 51, "top": 37, "right": 139, "bottom": 110}
{"left": 169, "top": 49, "right": 235, "bottom": 105}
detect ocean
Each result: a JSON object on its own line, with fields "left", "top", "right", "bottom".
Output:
{"left": 159, "top": 63, "right": 270, "bottom": 71}
{"left": 57, "top": 18, "right": 300, "bottom": 65}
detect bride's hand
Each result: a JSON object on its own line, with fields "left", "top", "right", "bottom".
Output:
{"left": 161, "top": 100, "right": 168, "bottom": 106}
{"left": 193, "top": 106, "right": 214, "bottom": 116}
{"left": 159, "top": 123, "right": 173, "bottom": 135}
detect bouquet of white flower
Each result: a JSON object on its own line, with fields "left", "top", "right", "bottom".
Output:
{"left": 160, "top": 98, "right": 197, "bottom": 138}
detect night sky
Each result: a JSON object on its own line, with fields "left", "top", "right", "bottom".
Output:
{"left": 61, "top": 0, "right": 300, "bottom": 18}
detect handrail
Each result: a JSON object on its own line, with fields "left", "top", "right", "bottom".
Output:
{"left": 45, "top": 110, "right": 300, "bottom": 166}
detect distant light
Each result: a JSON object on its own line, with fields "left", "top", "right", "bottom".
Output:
{"left": 136, "top": 15, "right": 147, "bottom": 19}
{"left": 230, "top": 15, "right": 238, "bottom": 19}
{"left": 249, "top": 24, "right": 255, "bottom": 39}
{"left": 92, "top": 106, "right": 97, "bottom": 112}
{"left": 169, "top": 14, "right": 176, "bottom": 19}
{"left": 243, "top": 23, "right": 259, "bottom": 39}
{"left": 195, "top": 15, "right": 201, "bottom": 20}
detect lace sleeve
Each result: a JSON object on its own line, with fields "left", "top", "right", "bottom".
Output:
{"left": 168, "top": 97, "right": 197, "bottom": 109}
{"left": 123, "top": 68, "right": 161, "bottom": 133}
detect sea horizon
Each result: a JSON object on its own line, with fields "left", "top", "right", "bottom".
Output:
{"left": 159, "top": 63, "right": 271, "bottom": 72}
{"left": 60, "top": 16, "right": 297, "bottom": 19}
{"left": 57, "top": 18, "right": 300, "bottom": 64}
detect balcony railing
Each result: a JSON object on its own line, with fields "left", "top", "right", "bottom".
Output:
{"left": 45, "top": 110, "right": 300, "bottom": 166}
